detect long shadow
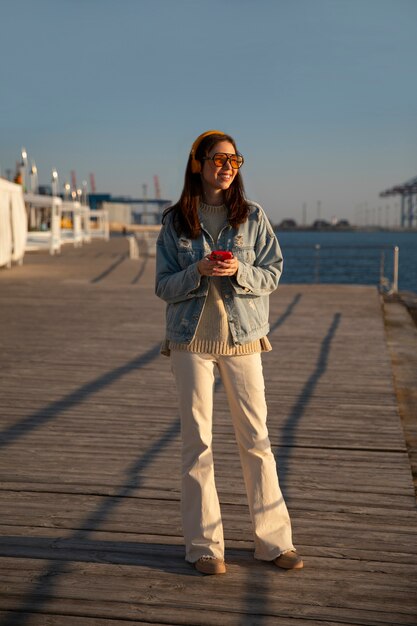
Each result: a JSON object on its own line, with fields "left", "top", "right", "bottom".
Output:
{"left": 0, "top": 536, "right": 187, "bottom": 572}
{"left": 1, "top": 416, "right": 182, "bottom": 626}
{"left": 269, "top": 293, "right": 302, "bottom": 334}
{"left": 73, "top": 417, "right": 180, "bottom": 538}
{"left": 213, "top": 293, "right": 302, "bottom": 393}
{"left": 0, "top": 344, "right": 160, "bottom": 450}
{"left": 277, "top": 312, "right": 341, "bottom": 488}
{"left": 90, "top": 253, "right": 128, "bottom": 283}
{"left": 131, "top": 255, "right": 149, "bottom": 284}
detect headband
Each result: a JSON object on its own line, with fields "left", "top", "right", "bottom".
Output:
{"left": 190, "top": 130, "right": 226, "bottom": 173}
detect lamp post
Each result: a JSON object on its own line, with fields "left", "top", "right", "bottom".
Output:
{"left": 20, "top": 147, "right": 28, "bottom": 191}
{"left": 30, "top": 162, "right": 38, "bottom": 194}
{"left": 64, "top": 182, "right": 71, "bottom": 200}
{"left": 82, "top": 180, "right": 88, "bottom": 206}
{"left": 51, "top": 169, "right": 59, "bottom": 196}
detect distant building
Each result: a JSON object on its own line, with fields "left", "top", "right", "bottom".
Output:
{"left": 37, "top": 184, "right": 53, "bottom": 196}
{"left": 334, "top": 219, "right": 350, "bottom": 229}
{"left": 88, "top": 193, "right": 171, "bottom": 225}
{"left": 312, "top": 219, "right": 330, "bottom": 230}
{"left": 277, "top": 218, "right": 298, "bottom": 230}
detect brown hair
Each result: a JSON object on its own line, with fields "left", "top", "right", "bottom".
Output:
{"left": 163, "top": 132, "right": 249, "bottom": 238}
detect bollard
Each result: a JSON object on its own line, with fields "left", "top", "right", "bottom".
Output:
{"left": 128, "top": 235, "right": 139, "bottom": 260}
{"left": 392, "top": 246, "right": 399, "bottom": 294}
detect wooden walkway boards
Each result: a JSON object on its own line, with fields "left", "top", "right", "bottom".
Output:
{"left": 1, "top": 237, "right": 416, "bottom": 626}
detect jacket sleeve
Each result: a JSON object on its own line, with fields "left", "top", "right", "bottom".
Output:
{"left": 155, "top": 219, "right": 203, "bottom": 304}
{"left": 230, "top": 207, "right": 283, "bottom": 296}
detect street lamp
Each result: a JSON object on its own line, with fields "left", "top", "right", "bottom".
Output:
{"left": 51, "top": 169, "right": 59, "bottom": 196}
{"left": 30, "top": 162, "right": 38, "bottom": 194}
{"left": 20, "top": 147, "right": 28, "bottom": 191}
{"left": 64, "top": 182, "right": 71, "bottom": 200}
{"left": 82, "top": 180, "right": 88, "bottom": 206}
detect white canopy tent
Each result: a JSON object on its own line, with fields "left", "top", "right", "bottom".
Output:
{"left": 24, "top": 193, "right": 63, "bottom": 255}
{"left": 0, "top": 178, "right": 27, "bottom": 268}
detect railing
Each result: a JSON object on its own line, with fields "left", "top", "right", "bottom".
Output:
{"left": 127, "top": 226, "right": 160, "bottom": 258}
{"left": 127, "top": 235, "right": 140, "bottom": 260}
{"left": 24, "top": 197, "right": 110, "bottom": 255}
{"left": 89, "top": 209, "right": 110, "bottom": 241}
{"left": 280, "top": 244, "right": 400, "bottom": 294}
{"left": 25, "top": 193, "right": 63, "bottom": 255}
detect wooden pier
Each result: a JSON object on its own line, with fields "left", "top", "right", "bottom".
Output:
{"left": 1, "top": 237, "right": 416, "bottom": 626}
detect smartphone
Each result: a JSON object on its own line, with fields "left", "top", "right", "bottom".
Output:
{"left": 209, "top": 250, "right": 233, "bottom": 261}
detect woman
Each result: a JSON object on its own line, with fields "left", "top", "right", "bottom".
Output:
{"left": 155, "top": 130, "right": 303, "bottom": 575}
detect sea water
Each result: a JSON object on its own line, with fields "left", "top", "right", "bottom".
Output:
{"left": 275, "top": 230, "right": 417, "bottom": 294}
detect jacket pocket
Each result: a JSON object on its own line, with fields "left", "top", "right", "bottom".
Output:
{"left": 178, "top": 249, "right": 197, "bottom": 269}
{"left": 233, "top": 245, "right": 256, "bottom": 264}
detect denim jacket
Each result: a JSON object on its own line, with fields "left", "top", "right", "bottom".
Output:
{"left": 155, "top": 201, "right": 283, "bottom": 346}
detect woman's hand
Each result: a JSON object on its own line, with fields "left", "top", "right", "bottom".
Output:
{"left": 212, "top": 256, "right": 239, "bottom": 276}
{"left": 197, "top": 256, "right": 216, "bottom": 276}
{"left": 197, "top": 255, "right": 238, "bottom": 277}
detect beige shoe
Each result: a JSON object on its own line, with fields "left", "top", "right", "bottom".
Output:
{"left": 274, "top": 550, "right": 304, "bottom": 570}
{"left": 194, "top": 555, "right": 226, "bottom": 575}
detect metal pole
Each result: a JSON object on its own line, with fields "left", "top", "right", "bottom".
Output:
{"left": 392, "top": 246, "right": 399, "bottom": 294}
{"left": 30, "top": 162, "right": 38, "bottom": 194}
{"left": 82, "top": 180, "right": 88, "bottom": 206}
{"left": 379, "top": 251, "right": 385, "bottom": 290}
{"left": 51, "top": 169, "right": 59, "bottom": 196}
{"left": 408, "top": 193, "right": 412, "bottom": 229}
{"left": 314, "top": 244, "right": 320, "bottom": 284}
{"left": 21, "top": 148, "right": 28, "bottom": 192}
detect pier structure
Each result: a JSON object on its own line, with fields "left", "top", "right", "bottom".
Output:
{"left": 380, "top": 175, "right": 417, "bottom": 228}
{"left": 0, "top": 238, "right": 417, "bottom": 624}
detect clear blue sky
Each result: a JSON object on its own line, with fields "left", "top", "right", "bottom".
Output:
{"left": 1, "top": 0, "right": 416, "bottom": 224}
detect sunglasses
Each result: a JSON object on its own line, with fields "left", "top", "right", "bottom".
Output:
{"left": 202, "top": 152, "right": 244, "bottom": 169}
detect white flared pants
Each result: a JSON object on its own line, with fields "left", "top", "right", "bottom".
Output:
{"left": 170, "top": 350, "right": 294, "bottom": 563}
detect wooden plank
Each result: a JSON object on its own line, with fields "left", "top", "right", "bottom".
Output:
{"left": 1, "top": 239, "right": 416, "bottom": 625}
{"left": 1, "top": 558, "right": 417, "bottom": 625}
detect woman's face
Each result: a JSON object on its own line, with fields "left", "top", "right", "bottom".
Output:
{"left": 200, "top": 140, "right": 239, "bottom": 196}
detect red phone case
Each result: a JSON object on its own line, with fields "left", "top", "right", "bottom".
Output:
{"left": 209, "top": 250, "right": 233, "bottom": 261}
